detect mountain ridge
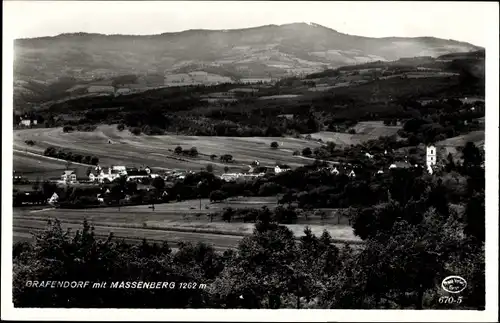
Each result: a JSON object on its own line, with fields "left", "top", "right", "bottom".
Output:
{"left": 14, "top": 22, "right": 482, "bottom": 108}
{"left": 15, "top": 22, "right": 481, "bottom": 47}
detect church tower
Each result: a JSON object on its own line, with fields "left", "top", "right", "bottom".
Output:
{"left": 426, "top": 145, "right": 437, "bottom": 174}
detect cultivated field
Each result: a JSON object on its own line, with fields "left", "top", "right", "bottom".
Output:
{"left": 309, "top": 121, "right": 402, "bottom": 147}
{"left": 13, "top": 125, "right": 323, "bottom": 175}
{"left": 13, "top": 197, "right": 361, "bottom": 250}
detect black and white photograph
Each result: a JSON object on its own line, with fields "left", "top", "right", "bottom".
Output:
{"left": 2, "top": 1, "right": 498, "bottom": 321}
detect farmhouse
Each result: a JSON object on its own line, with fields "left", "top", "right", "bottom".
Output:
{"left": 48, "top": 192, "right": 59, "bottom": 205}
{"left": 275, "top": 165, "right": 291, "bottom": 174}
{"left": 18, "top": 117, "right": 37, "bottom": 127}
{"left": 127, "top": 169, "right": 150, "bottom": 181}
{"left": 389, "top": 161, "right": 412, "bottom": 170}
{"left": 61, "top": 170, "right": 77, "bottom": 184}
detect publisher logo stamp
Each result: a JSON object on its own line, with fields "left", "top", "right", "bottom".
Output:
{"left": 441, "top": 276, "right": 467, "bottom": 294}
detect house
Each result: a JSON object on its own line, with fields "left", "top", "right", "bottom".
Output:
{"left": 389, "top": 161, "right": 412, "bottom": 170}
{"left": 364, "top": 152, "right": 374, "bottom": 159}
{"left": 275, "top": 165, "right": 291, "bottom": 174}
{"left": 127, "top": 169, "right": 150, "bottom": 181}
{"left": 99, "top": 165, "right": 126, "bottom": 182}
{"left": 348, "top": 170, "right": 356, "bottom": 178}
{"left": 88, "top": 168, "right": 102, "bottom": 182}
{"left": 330, "top": 167, "right": 340, "bottom": 175}
{"left": 19, "top": 117, "right": 37, "bottom": 127}
{"left": 61, "top": 170, "right": 77, "bottom": 183}
{"left": 47, "top": 192, "right": 59, "bottom": 205}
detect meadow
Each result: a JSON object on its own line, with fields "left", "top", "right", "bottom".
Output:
{"left": 13, "top": 125, "right": 324, "bottom": 176}
{"left": 13, "top": 197, "right": 361, "bottom": 250}
{"left": 309, "top": 121, "right": 402, "bottom": 147}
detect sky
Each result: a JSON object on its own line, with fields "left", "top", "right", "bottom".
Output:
{"left": 3, "top": 1, "right": 497, "bottom": 46}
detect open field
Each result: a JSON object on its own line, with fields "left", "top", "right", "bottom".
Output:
{"left": 14, "top": 125, "right": 323, "bottom": 174}
{"left": 309, "top": 121, "right": 402, "bottom": 146}
{"left": 13, "top": 197, "right": 362, "bottom": 250}
{"left": 436, "top": 130, "right": 485, "bottom": 148}
{"left": 13, "top": 150, "right": 89, "bottom": 180}
{"left": 436, "top": 130, "right": 485, "bottom": 158}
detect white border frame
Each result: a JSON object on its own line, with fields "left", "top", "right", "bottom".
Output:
{"left": 2, "top": 2, "right": 498, "bottom": 321}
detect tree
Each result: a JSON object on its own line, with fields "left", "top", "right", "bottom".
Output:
{"left": 117, "top": 123, "right": 125, "bottom": 131}
{"left": 302, "top": 147, "right": 312, "bottom": 157}
{"left": 220, "top": 154, "right": 233, "bottom": 163}
{"left": 90, "top": 156, "right": 99, "bottom": 166}
{"left": 270, "top": 142, "right": 279, "bottom": 149}
{"left": 224, "top": 166, "right": 229, "bottom": 173}
{"left": 174, "top": 146, "right": 183, "bottom": 154}
{"left": 209, "top": 190, "right": 227, "bottom": 203}
{"left": 462, "top": 142, "right": 482, "bottom": 169}
{"left": 62, "top": 125, "right": 74, "bottom": 133}
{"left": 222, "top": 207, "right": 234, "bottom": 223}
{"left": 189, "top": 147, "right": 199, "bottom": 157}
{"left": 464, "top": 192, "right": 485, "bottom": 242}
{"left": 210, "top": 154, "right": 217, "bottom": 161}
{"left": 32, "top": 178, "right": 41, "bottom": 191}
{"left": 130, "top": 127, "right": 141, "bottom": 135}
{"left": 206, "top": 164, "right": 214, "bottom": 173}
{"left": 151, "top": 177, "right": 165, "bottom": 192}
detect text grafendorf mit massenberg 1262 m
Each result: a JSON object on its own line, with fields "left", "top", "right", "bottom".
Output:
{"left": 25, "top": 281, "right": 208, "bottom": 289}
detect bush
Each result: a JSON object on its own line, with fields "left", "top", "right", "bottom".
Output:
{"left": 174, "top": 146, "right": 183, "bottom": 154}
{"left": 270, "top": 141, "right": 279, "bottom": 149}
{"left": 117, "top": 123, "right": 125, "bottom": 131}
{"left": 220, "top": 154, "right": 233, "bottom": 163}
{"left": 302, "top": 147, "right": 312, "bottom": 157}
{"left": 62, "top": 126, "right": 74, "bottom": 133}
{"left": 210, "top": 190, "right": 227, "bottom": 203}
{"left": 90, "top": 156, "right": 99, "bottom": 165}
{"left": 189, "top": 147, "right": 199, "bottom": 157}
{"left": 348, "top": 129, "right": 356, "bottom": 134}
{"left": 25, "top": 140, "right": 35, "bottom": 146}
{"left": 130, "top": 127, "right": 142, "bottom": 135}
{"left": 206, "top": 164, "right": 214, "bottom": 173}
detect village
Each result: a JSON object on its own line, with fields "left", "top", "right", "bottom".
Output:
{"left": 13, "top": 142, "right": 441, "bottom": 208}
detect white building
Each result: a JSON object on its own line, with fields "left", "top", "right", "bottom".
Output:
{"left": 274, "top": 165, "right": 291, "bottom": 174}
{"left": 19, "top": 118, "right": 37, "bottom": 127}
{"left": 426, "top": 145, "right": 437, "bottom": 174}
{"left": 61, "top": 170, "right": 77, "bottom": 183}
{"left": 47, "top": 192, "right": 59, "bottom": 205}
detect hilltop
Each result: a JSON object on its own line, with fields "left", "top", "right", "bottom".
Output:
{"left": 14, "top": 23, "right": 481, "bottom": 108}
